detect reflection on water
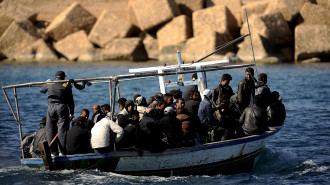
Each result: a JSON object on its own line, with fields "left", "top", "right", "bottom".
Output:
{"left": 0, "top": 62, "right": 330, "bottom": 184}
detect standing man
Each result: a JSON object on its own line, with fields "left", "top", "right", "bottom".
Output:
{"left": 40, "top": 71, "right": 74, "bottom": 157}
{"left": 232, "top": 67, "right": 256, "bottom": 113}
{"left": 212, "top": 73, "right": 234, "bottom": 108}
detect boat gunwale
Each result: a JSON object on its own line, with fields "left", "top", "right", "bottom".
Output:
{"left": 21, "top": 127, "right": 280, "bottom": 164}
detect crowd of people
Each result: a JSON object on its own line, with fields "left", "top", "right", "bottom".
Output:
{"left": 21, "top": 68, "right": 286, "bottom": 158}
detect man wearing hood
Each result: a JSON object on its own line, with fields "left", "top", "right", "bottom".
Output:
{"left": 117, "top": 100, "right": 134, "bottom": 129}
{"left": 160, "top": 107, "right": 183, "bottom": 147}
{"left": 255, "top": 73, "right": 271, "bottom": 109}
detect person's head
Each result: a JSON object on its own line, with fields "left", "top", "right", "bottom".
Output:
{"left": 156, "top": 100, "right": 166, "bottom": 111}
{"left": 164, "top": 106, "right": 176, "bottom": 116}
{"left": 192, "top": 73, "right": 197, "bottom": 81}
{"left": 245, "top": 67, "right": 254, "bottom": 81}
{"left": 80, "top": 109, "right": 89, "bottom": 119}
{"left": 55, "top": 71, "right": 66, "bottom": 80}
{"left": 118, "top": 98, "right": 127, "bottom": 111}
{"left": 221, "top": 74, "right": 232, "bottom": 86}
{"left": 154, "top": 93, "right": 164, "bottom": 101}
{"left": 271, "top": 91, "right": 282, "bottom": 103}
{"left": 258, "top": 73, "right": 268, "bottom": 84}
{"left": 125, "top": 100, "right": 135, "bottom": 112}
{"left": 75, "top": 116, "right": 88, "bottom": 128}
{"left": 133, "top": 94, "right": 141, "bottom": 103}
{"left": 189, "top": 90, "right": 201, "bottom": 101}
{"left": 101, "top": 104, "right": 110, "bottom": 114}
{"left": 131, "top": 110, "right": 139, "bottom": 121}
{"left": 202, "top": 89, "right": 212, "bottom": 99}
{"left": 164, "top": 93, "right": 174, "bottom": 106}
{"left": 40, "top": 117, "right": 46, "bottom": 128}
{"left": 176, "top": 98, "right": 185, "bottom": 110}
{"left": 148, "top": 96, "right": 155, "bottom": 106}
{"left": 169, "top": 89, "right": 182, "bottom": 99}
{"left": 92, "top": 105, "right": 101, "bottom": 114}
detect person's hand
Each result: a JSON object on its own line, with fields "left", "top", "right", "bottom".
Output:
{"left": 46, "top": 79, "right": 52, "bottom": 82}
{"left": 82, "top": 80, "right": 87, "bottom": 86}
{"left": 69, "top": 114, "right": 74, "bottom": 120}
{"left": 69, "top": 79, "right": 74, "bottom": 83}
{"left": 86, "top": 81, "right": 92, "bottom": 86}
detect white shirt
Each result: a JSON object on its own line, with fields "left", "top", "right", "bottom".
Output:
{"left": 91, "top": 117, "right": 124, "bottom": 149}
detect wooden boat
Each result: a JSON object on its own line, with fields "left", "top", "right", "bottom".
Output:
{"left": 2, "top": 13, "right": 284, "bottom": 176}
{"left": 21, "top": 127, "right": 281, "bottom": 176}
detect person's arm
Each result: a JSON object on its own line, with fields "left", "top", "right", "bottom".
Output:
{"left": 109, "top": 120, "right": 124, "bottom": 142}
{"left": 237, "top": 81, "right": 244, "bottom": 105}
{"left": 40, "top": 84, "right": 48, "bottom": 93}
{"left": 239, "top": 110, "right": 246, "bottom": 126}
{"left": 66, "top": 84, "right": 75, "bottom": 116}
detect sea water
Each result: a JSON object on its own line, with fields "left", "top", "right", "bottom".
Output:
{"left": 0, "top": 62, "right": 329, "bottom": 184}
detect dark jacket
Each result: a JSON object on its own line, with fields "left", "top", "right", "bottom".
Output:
{"left": 160, "top": 113, "right": 183, "bottom": 147}
{"left": 212, "top": 84, "right": 234, "bottom": 106}
{"left": 239, "top": 105, "right": 267, "bottom": 135}
{"left": 137, "top": 109, "right": 165, "bottom": 152}
{"left": 40, "top": 82, "right": 74, "bottom": 114}
{"left": 267, "top": 101, "right": 286, "bottom": 126}
{"left": 32, "top": 125, "right": 46, "bottom": 156}
{"left": 255, "top": 81, "right": 271, "bottom": 108}
{"left": 183, "top": 85, "right": 198, "bottom": 101}
{"left": 237, "top": 78, "right": 255, "bottom": 111}
{"left": 185, "top": 99, "right": 200, "bottom": 116}
{"left": 177, "top": 113, "right": 196, "bottom": 144}
{"left": 91, "top": 110, "right": 105, "bottom": 124}
{"left": 66, "top": 125, "right": 92, "bottom": 155}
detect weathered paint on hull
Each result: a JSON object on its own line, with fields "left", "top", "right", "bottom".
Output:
{"left": 21, "top": 129, "right": 279, "bottom": 176}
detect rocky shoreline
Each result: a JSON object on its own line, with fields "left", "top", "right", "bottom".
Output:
{"left": 0, "top": 0, "right": 329, "bottom": 63}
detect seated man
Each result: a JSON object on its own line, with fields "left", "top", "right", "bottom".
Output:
{"left": 185, "top": 90, "right": 201, "bottom": 116}
{"left": 238, "top": 95, "right": 268, "bottom": 136}
{"left": 267, "top": 91, "right": 286, "bottom": 126}
{"left": 183, "top": 73, "right": 198, "bottom": 101}
{"left": 66, "top": 116, "right": 92, "bottom": 155}
{"left": 91, "top": 105, "right": 105, "bottom": 124}
{"left": 117, "top": 110, "right": 140, "bottom": 149}
{"left": 160, "top": 107, "right": 183, "bottom": 148}
{"left": 135, "top": 95, "right": 147, "bottom": 121}
{"left": 117, "top": 100, "right": 134, "bottom": 129}
{"left": 137, "top": 101, "right": 167, "bottom": 152}
{"left": 91, "top": 116, "right": 124, "bottom": 154}
{"left": 30, "top": 117, "right": 47, "bottom": 158}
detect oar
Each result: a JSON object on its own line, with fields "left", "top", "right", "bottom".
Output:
{"left": 49, "top": 134, "right": 58, "bottom": 147}
{"left": 193, "top": 33, "right": 250, "bottom": 64}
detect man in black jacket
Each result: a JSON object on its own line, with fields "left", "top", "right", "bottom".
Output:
{"left": 40, "top": 71, "right": 74, "bottom": 157}
{"left": 238, "top": 96, "right": 268, "bottom": 136}
{"left": 231, "top": 67, "right": 256, "bottom": 114}
{"left": 255, "top": 73, "right": 271, "bottom": 109}
{"left": 66, "top": 116, "right": 92, "bottom": 155}
{"left": 212, "top": 73, "right": 234, "bottom": 108}
{"left": 91, "top": 105, "right": 105, "bottom": 124}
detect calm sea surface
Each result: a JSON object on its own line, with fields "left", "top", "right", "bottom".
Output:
{"left": 0, "top": 62, "right": 329, "bottom": 184}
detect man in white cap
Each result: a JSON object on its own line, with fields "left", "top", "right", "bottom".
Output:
{"left": 197, "top": 89, "right": 218, "bottom": 143}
